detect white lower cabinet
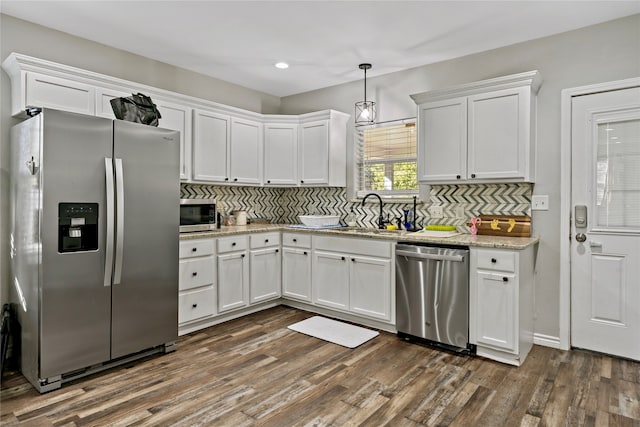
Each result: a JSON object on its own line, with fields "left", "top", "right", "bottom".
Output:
{"left": 313, "top": 251, "right": 350, "bottom": 310}
{"left": 312, "top": 235, "right": 393, "bottom": 322}
{"left": 281, "top": 233, "right": 312, "bottom": 302}
{"left": 349, "top": 255, "right": 391, "bottom": 320}
{"left": 249, "top": 233, "right": 282, "bottom": 303}
{"left": 217, "top": 235, "right": 249, "bottom": 313}
{"left": 470, "top": 246, "right": 535, "bottom": 366}
{"left": 178, "top": 239, "right": 217, "bottom": 326}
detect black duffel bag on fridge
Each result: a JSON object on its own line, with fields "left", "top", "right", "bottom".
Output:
{"left": 110, "top": 92, "right": 162, "bottom": 126}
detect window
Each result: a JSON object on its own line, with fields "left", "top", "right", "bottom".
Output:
{"left": 355, "top": 118, "right": 418, "bottom": 198}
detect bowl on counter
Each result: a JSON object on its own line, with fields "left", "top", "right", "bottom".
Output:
{"left": 298, "top": 215, "right": 340, "bottom": 227}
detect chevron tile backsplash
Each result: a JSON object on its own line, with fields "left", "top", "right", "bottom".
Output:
{"left": 181, "top": 183, "right": 532, "bottom": 229}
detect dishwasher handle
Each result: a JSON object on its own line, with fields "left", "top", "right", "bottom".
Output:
{"left": 396, "top": 249, "right": 465, "bottom": 263}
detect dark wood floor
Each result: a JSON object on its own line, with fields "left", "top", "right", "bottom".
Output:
{"left": 1, "top": 306, "right": 639, "bottom": 426}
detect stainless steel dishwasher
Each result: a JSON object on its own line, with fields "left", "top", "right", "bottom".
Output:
{"left": 395, "top": 243, "right": 474, "bottom": 354}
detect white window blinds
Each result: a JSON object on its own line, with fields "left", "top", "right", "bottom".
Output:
{"left": 356, "top": 118, "right": 418, "bottom": 197}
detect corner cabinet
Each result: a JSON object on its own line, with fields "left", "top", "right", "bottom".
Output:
{"left": 469, "top": 245, "right": 536, "bottom": 366}
{"left": 411, "top": 71, "right": 542, "bottom": 184}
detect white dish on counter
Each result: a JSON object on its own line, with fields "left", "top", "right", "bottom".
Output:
{"left": 299, "top": 215, "right": 340, "bottom": 227}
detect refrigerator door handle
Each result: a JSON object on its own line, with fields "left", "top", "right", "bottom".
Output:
{"left": 104, "top": 158, "right": 115, "bottom": 287}
{"left": 114, "top": 158, "right": 125, "bottom": 285}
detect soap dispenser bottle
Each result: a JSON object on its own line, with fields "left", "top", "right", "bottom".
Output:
{"left": 346, "top": 207, "right": 357, "bottom": 227}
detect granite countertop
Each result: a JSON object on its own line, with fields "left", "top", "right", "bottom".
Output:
{"left": 180, "top": 224, "right": 538, "bottom": 250}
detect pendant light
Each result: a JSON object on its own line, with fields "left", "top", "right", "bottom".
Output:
{"left": 355, "top": 63, "right": 376, "bottom": 124}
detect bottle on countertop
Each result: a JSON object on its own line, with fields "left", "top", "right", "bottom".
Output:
{"left": 346, "top": 207, "right": 357, "bottom": 227}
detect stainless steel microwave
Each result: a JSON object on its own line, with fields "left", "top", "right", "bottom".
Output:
{"left": 179, "top": 199, "right": 216, "bottom": 232}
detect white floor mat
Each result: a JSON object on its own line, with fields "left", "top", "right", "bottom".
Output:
{"left": 288, "top": 316, "right": 379, "bottom": 348}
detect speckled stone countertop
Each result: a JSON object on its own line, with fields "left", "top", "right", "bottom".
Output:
{"left": 180, "top": 224, "right": 539, "bottom": 250}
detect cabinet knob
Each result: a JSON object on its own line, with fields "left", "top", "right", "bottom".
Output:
{"left": 192, "top": 271, "right": 198, "bottom": 277}
{"left": 267, "top": 180, "right": 271, "bottom": 184}
{"left": 192, "top": 247, "right": 197, "bottom": 252}
{"left": 192, "top": 303, "right": 198, "bottom": 308}
{"left": 341, "top": 256, "right": 345, "bottom": 261}
{"left": 275, "top": 249, "right": 279, "bottom": 253}
{"left": 293, "top": 238, "right": 297, "bottom": 242}
{"left": 224, "top": 177, "right": 229, "bottom": 181}
{"left": 301, "top": 180, "right": 304, "bottom": 184}
{"left": 351, "top": 258, "right": 355, "bottom": 262}
{"left": 241, "top": 254, "right": 245, "bottom": 258}
{"left": 265, "top": 239, "right": 269, "bottom": 243}
{"left": 471, "top": 173, "right": 476, "bottom": 178}
{"left": 232, "top": 242, "right": 236, "bottom": 246}
{"left": 303, "top": 251, "right": 307, "bottom": 255}
{"left": 491, "top": 258, "right": 497, "bottom": 263}
{"left": 456, "top": 175, "right": 461, "bottom": 179}
{"left": 234, "top": 178, "right": 238, "bottom": 182}
{"left": 502, "top": 277, "right": 509, "bottom": 282}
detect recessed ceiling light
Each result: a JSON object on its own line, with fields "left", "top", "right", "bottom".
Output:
{"left": 275, "top": 62, "right": 289, "bottom": 69}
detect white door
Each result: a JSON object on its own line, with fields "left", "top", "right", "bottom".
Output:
{"left": 571, "top": 87, "right": 640, "bottom": 360}
{"left": 230, "top": 117, "right": 262, "bottom": 184}
{"left": 249, "top": 247, "right": 281, "bottom": 303}
{"left": 349, "top": 255, "right": 391, "bottom": 321}
{"left": 264, "top": 124, "right": 298, "bottom": 185}
{"left": 299, "top": 120, "right": 329, "bottom": 185}
{"left": 193, "top": 110, "right": 230, "bottom": 182}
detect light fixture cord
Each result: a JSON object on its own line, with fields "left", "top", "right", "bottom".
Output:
{"left": 363, "top": 67, "right": 367, "bottom": 102}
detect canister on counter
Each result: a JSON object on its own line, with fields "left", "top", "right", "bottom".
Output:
{"left": 233, "top": 210, "right": 247, "bottom": 226}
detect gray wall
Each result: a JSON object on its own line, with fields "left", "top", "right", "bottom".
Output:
{"left": 0, "top": 14, "right": 280, "bottom": 307}
{"left": 279, "top": 14, "right": 640, "bottom": 339}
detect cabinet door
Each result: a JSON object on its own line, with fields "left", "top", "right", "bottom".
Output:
{"left": 230, "top": 117, "right": 262, "bottom": 184}
{"left": 264, "top": 124, "right": 298, "bottom": 185}
{"left": 250, "top": 247, "right": 282, "bottom": 303}
{"left": 155, "top": 99, "right": 192, "bottom": 181}
{"left": 349, "top": 256, "right": 391, "bottom": 321}
{"left": 193, "top": 110, "right": 230, "bottom": 182}
{"left": 312, "top": 251, "right": 349, "bottom": 310}
{"left": 467, "top": 87, "right": 528, "bottom": 180}
{"left": 282, "top": 247, "right": 312, "bottom": 302}
{"left": 299, "top": 120, "right": 329, "bottom": 185}
{"left": 217, "top": 252, "right": 249, "bottom": 312}
{"left": 26, "top": 72, "right": 95, "bottom": 116}
{"left": 475, "top": 271, "right": 517, "bottom": 353}
{"left": 418, "top": 98, "right": 467, "bottom": 182}
{"left": 95, "top": 87, "right": 132, "bottom": 119}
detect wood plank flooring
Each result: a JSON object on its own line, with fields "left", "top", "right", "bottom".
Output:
{"left": 2, "top": 306, "right": 639, "bottom": 426}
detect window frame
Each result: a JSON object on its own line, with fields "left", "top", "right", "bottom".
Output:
{"left": 355, "top": 117, "right": 418, "bottom": 200}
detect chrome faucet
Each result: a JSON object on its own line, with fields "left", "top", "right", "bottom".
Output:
{"left": 362, "top": 193, "right": 387, "bottom": 229}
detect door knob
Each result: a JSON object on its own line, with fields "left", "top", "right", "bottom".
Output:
{"left": 575, "top": 233, "right": 587, "bottom": 243}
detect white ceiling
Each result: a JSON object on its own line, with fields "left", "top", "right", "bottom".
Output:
{"left": 2, "top": 1, "right": 639, "bottom": 97}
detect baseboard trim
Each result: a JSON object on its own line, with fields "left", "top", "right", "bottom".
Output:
{"left": 533, "top": 333, "right": 562, "bottom": 349}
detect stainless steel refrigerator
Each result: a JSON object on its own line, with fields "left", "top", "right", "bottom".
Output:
{"left": 10, "top": 108, "right": 179, "bottom": 393}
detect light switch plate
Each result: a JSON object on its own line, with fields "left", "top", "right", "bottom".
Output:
{"left": 532, "top": 195, "right": 549, "bottom": 211}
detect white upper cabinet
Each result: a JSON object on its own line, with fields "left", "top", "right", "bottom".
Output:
{"left": 155, "top": 99, "right": 193, "bottom": 181}
{"left": 297, "top": 110, "right": 349, "bottom": 187}
{"left": 411, "top": 71, "right": 541, "bottom": 184}
{"left": 192, "top": 110, "right": 230, "bottom": 182}
{"left": 26, "top": 73, "right": 96, "bottom": 116}
{"left": 264, "top": 123, "right": 298, "bottom": 185}
{"left": 230, "top": 117, "right": 263, "bottom": 185}
{"left": 417, "top": 97, "right": 467, "bottom": 182}
{"left": 299, "top": 120, "right": 330, "bottom": 185}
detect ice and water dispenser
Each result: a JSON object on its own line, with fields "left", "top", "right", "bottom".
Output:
{"left": 58, "top": 203, "right": 99, "bottom": 253}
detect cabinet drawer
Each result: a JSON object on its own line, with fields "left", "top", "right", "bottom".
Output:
{"left": 179, "top": 257, "right": 215, "bottom": 291}
{"left": 179, "top": 286, "right": 216, "bottom": 324}
{"left": 314, "top": 235, "right": 392, "bottom": 258}
{"left": 179, "top": 239, "right": 215, "bottom": 259}
{"left": 217, "top": 235, "right": 248, "bottom": 253}
{"left": 476, "top": 249, "right": 516, "bottom": 272}
{"left": 282, "top": 232, "right": 311, "bottom": 248}
{"left": 250, "top": 232, "right": 281, "bottom": 249}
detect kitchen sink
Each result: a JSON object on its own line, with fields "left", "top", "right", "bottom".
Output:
{"left": 333, "top": 227, "right": 406, "bottom": 236}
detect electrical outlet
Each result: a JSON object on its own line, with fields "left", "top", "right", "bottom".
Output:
{"left": 455, "top": 206, "right": 465, "bottom": 218}
{"left": 429, "top": 205, "right": 444, "bottom": 218}
{"left": 532, "top": 195, "right": 549, "bottom": 211}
